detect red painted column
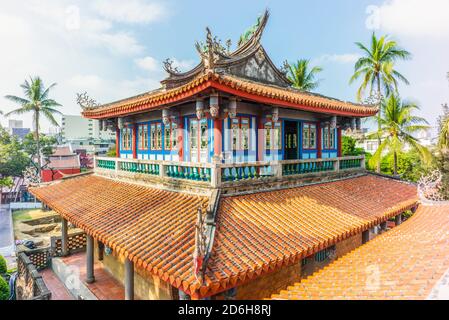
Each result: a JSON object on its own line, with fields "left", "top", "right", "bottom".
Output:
{"left": 213, "top": 118, "right": 222, "bottom": 159}
{"left": 178, "top": 117, "right": 184, "bottom": 161}
{"left": 317, "top": 122, "right": 322, "bottom": 159}
{"left": 257, "top": 116, "right": 264, "bottom": 162}
{"left": 337, "top": 127, "right": 342, "bottom": 157}
{"left": 132, "top": 125, "right": 137, "bottom": 159}
{"left": 115, "top": 128, "right": 120, "bottom": 158}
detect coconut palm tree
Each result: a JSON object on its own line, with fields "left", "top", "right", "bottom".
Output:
{"left": 368, "top": 94, "right": 432, "bottom": 176}
{"left": 287, "top": 59, "right": 323, "bottom": 91}
{"left": 350, "top": 33, "right": 411, "bottom": 172}
{"left": 5, "top": 76, "right": 62, "bottom": 177}
{"left": 438, "top": 104, "right": 449, "bottom": 149}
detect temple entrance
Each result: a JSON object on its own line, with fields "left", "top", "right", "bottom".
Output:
{"left": 189, "top": 118, "right": 208, "bottom": 163}
{"left": 284, "top": 121, "right": 299, "bottom": 160}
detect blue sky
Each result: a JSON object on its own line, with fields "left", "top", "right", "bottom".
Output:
{"left": 1, "top": 0, "right": 448, "bottom": 135}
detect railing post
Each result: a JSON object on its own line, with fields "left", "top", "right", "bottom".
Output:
{"left": 211, "top": 164, "right": 221, "bottom": 188}
{"left": 360, "top": 155, "right": 366, "bottom": 169}
{"left": 115, "top": 158, "right": 119, "bottom": 173}
{"left": 159, "top": 162, "right": 166, "bottom": 179}
{"left": 275, "top": 161, "right": 283, "bottom": 178}
{"left": 334, "top": 158, "right": 340, "bottom": 172}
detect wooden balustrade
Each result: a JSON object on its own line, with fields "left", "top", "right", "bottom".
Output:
{"left": 94, "top": 155, "right": 365, "bottom": 188}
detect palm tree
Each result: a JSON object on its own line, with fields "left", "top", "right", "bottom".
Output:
{"left": 5, "top": 76, "right": 62, "bottom": 177}
{"left": 438, "top": 104, "right": 449, "bottom": 149}
{"left": 368, "top": 94, "right": 431, "bottom": 176}
{"left": 287, "top": 59, "right": 323, "bottom": 91}
{"left": 350, "top": 33, "right": 411, "bottom": 172}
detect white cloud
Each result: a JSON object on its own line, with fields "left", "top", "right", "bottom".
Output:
{"left": 316, "top": 53, "right": 361, "bottom": 64}
{"left": 373, "top": 0, "right": 449, "bottom": 38}
{"left": 0, "top": 1, "right": 166, "bottom": 131}
{"left": 93, "top": 0, "right": 167, "bottom": 24}
{"left": 135, "top": 56, "right": 160, "bottom": 72}
{"left": 68, "top": 75, "right": 103, "bottom": 89}
{"left": 94, "top": 32, "right": 144, "bottom": 55}
{"left": 170, "top": 58, "right": 197, "bottom": 72}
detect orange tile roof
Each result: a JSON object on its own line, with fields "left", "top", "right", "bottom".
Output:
{"left": 271, "top": 203, "right": 449, "bottom": 300}
{"left": 30, "top": 174, "right": 417, "bottom": 298}
{"left": 82, "top": 72, "right": 378, "bottom": 119}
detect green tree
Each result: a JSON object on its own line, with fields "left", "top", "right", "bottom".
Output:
{"left": 287, "top": 59, "right": 323, "bottom": 91}
{"left": 5, "top": 77, "right": 62, "bottom": 177}
{"left": 0, "top": 255, "right": 7, "bottom": 274}
{"left": 368, "top": 94, "right": 432, "bottom": 176}
{"left": 0, "top": 276, "right": 8, "bottom": 300}
{"left": 380, "top": 150, "right": 431, "bottom": 182}
{"left": 22, "top": 133, "right": 57, "bottom": 159}
{"left": 0, "top": 129, "right": 29, "bottom": 178}
{"left": 350, "top": 33, "right": 411, "bottom": 172}
{"left": 439, "top": 103, "right": 449, "bottom": 149}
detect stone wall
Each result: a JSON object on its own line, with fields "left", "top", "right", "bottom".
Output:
{"left": 336, "top": 233, "right": 362, "bottom": 258}
{"left": 233, "top": 232, "right": 363, "bottom": 299}
{"left": 94, "top": 241, "right": 173, "bottom": 300}
{"left": 236, "top": 263, "right": 301, "bottom": 300}
{"left": 16, "top": 251, "right": 51, "bottom": 300}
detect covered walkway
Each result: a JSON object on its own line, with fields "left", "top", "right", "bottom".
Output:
{"left": 271, "top": 203, "right": 449, "bottom": 300}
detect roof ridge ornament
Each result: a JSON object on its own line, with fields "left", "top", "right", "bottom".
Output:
{"left": 195, "top": 27, "right": 229, "bottom": 71}
{"left": 237, "top": 9, "right": 270, "bottom": 48}
{"left": 163, "top": 58, "right": 181, "bottom": 76}
{"left": 76, "top": 92, "right": 100, "bottom": 111}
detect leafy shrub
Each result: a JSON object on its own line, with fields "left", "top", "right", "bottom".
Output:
{"left": 0, "top": 255, "right": 7, "bottom": 275}
{"left": 0, "top": 276, "right": 9, "bottom": 300}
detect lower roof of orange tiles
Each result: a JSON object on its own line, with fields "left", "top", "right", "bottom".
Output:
{"left": 30, "top": 174, "right": 418, "bottom": 298}
{"left": 271, "top": 203, "right": 449, "bottom": 300}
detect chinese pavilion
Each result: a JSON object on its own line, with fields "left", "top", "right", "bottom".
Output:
{"left": 30, "top": 11, "right": 419, "bottom": 300}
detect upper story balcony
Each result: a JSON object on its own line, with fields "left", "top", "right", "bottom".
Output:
{"left": 94, "top": 155, "right": 366, "bottom": 195}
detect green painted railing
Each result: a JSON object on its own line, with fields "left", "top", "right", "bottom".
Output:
{"left": 283, "top": 160, "right": 336, "bottom": 176}
{"left": 165, "top": 165, "right": 212, "bottom": 182}
{"left": 221, "top": 165, "right": 272, "bottom": 182}
{"left": 339, "top": 158, "right": 363, "bottom": 170}
{"left": 119, "top": 161, "right": 160, "bottom": 175}
{"left": 95, "top": 155, "right": 364, "bottom": 187}
{"left": 97, "top": 159, "right": 116, "bottom": 170}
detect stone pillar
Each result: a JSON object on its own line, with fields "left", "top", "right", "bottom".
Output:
{"left": 61, "top": 218, "right": 68, "bottom": 257}
{"left": 395, "top": 214, "right": 402, "bottom": 226}
{"left": 124, "top": 259, "right": 134, "bottom": 300}
{"left": 132, "top": 125, "right": 137, "bottom": 159}
{"left": 213, "top": 118, "right": 222, "bottom": 160}
{"left": 362, "top": 230, "right": 370, "bottom": 244}
{"left": 86, "top": 235, "right": 95, "bottom": 283}
{"left": 337, "top": 127, "right": 342, "bottom": 157}
{"left": 317, "top": 122, "right": 322, "bottom": 159}
{"left": 116, "top": 128, "right": 120, "bottom": 158}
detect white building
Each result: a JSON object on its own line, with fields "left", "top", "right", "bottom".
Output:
{"left": 60, "top": 115, "right": 115, "bottom": 155}
{"left": 61, "top": 115, "right": 115, "bottom": 142}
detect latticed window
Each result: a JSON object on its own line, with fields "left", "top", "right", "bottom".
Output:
{"left": 138, "top": 124, "right": 148, "bottom": 150}
{"left": 323, "top": 125, "right": 336, "bottom": 150}
{"left": 303, "top": 123, "right": 317, "bottom": 149}
{"left": 121, "top": 127, "right": 132, "bottom": 150}
{"left": 231, "top": 117, "right": 250, "bottom": 151}
{"left": 164, "top": 122, "right": 178, "bottom": 151}
{"left": 150, "top": 123, "right": 162, "bottom": 150}
{"left": 264, "top": 120, "right": 281, "bottom": 150}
